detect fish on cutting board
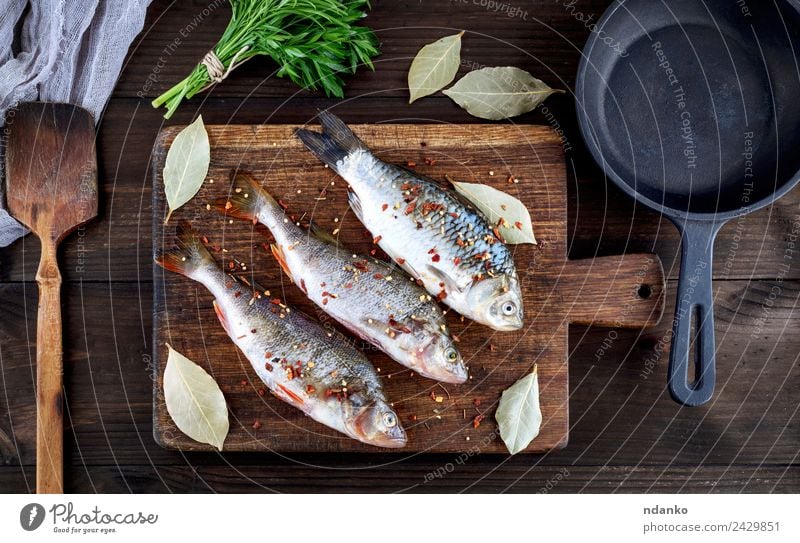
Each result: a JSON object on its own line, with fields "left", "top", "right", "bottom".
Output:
{"left": 217, "top": 173, "right": 468, "bottom": 383}
{"left": 155, "top": 221, "right": 407, "bottom": 449}
{"left": 296, "top": 112, "right": 524, "bottom": 332}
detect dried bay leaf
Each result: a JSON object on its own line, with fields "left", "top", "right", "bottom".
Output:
{"left": 495, "top": 365, "right": 542, "bottom": 455}
{"left": 451, "top": 181, "right": 536, "bottom": 244}
{"left": 164, "top": 343, "right": 229, "bottom": 451}
{"left": 408, "top": 32, "right": 463, "bottom": 103}
{"left": 444, "top": 67, "right": 563, "bottom": 120}
{"left": 163, "top": 115, "right": 210, "bottom": 222}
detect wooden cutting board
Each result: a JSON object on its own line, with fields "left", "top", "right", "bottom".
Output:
{"left": 151, "top": 123, "right": 665, "bottom": 454}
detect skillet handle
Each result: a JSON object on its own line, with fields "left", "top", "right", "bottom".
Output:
{"left": 668, "top": 219, "right": 722, "bottom": 406}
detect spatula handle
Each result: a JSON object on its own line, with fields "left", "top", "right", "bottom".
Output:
{"left": 35, "top": 241, "right": 64, "bottom": 494}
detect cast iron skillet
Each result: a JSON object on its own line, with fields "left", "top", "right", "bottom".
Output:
{"left": 576, "top": 0, "right": 800, "bottom": 406}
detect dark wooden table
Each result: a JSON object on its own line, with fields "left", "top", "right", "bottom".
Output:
{"left": 1, "top": 0, "right": 798, "bottom": 493}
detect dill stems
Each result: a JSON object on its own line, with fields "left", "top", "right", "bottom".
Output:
{"left": 152, "top": 0, "right": 379, "bottom": 118}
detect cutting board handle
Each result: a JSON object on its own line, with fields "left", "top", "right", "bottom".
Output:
{"left": 563, "top": 254, "right": 665, "bottom": 328}
{"left": 35, "top": 238, "right": 64, "bottom": 494}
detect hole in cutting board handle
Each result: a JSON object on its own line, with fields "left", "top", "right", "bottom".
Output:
{"left": 637, "top": 284, "right": 652, "bottom": 299}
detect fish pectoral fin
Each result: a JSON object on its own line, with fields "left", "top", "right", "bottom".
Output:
{"left": 270, "top": 243, "right": 294, "bottom": 280}
{"left": 272, "top": 383, "right": 305, "bottom": 408}
{"left": 427, "top": 265, "right": 465, "bottom": 294}
{"left": 212, "top": 299, "right": 231, "bottom": 335}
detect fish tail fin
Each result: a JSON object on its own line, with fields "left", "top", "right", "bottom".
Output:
{"left": 155, "top": 220, "right": 215, "bottom": 279}
{"left": 214, "top": 172, "right": 281, "bottom": 224}
{"left": 295, "top": 111, "right": 365, "bottom": 172}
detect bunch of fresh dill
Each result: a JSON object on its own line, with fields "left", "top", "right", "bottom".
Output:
{"left": 152, "top": 0, "right": 380, "bottom": 118}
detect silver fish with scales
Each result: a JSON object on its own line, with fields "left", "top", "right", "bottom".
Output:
{"left": 217, "top": 173, "right": 467, "bottom": 383}
{"left": 155, "top": 222, "right": 407, "bottom": 448}
{"left": 297, "top": 113, "right": 524, "bottom": 331}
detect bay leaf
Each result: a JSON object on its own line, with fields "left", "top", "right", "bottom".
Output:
{"left": 496, "top": 365, "right": 542, "bottom": 455}
{"left": 163, "top": 115, "right": 210, "bottom": 223}
{"left": 408, "top": 32, "right": 463, "bottom": 103}
{"left": 163, "top": 343, "right": 229, "bottom": 451}
{"left": 451, "top": 180, "right": 536, "bottom": 244}
{"left": 444, "top": 67, "right": 564, "bottom": 120}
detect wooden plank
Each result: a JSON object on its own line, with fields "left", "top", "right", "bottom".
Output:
{"left": 1, "top": 464, "right": 797, "bottom": 493}
{"left": 0, "top": 280, "right": 797, "bottom": 466}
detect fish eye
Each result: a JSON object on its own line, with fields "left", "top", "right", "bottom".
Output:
{"left": 445, "top": 347, "right": 459, "bottom": 362}
{"left": 502, "top": 301, "right": 516, "bottom": 316}
{"left": 382, "top": 412, "right": 397, "bottom": 428}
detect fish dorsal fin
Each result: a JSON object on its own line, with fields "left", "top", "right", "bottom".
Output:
{"left": 308, "top": 221, "right": 340, "bottom": 246}
{"left": 270, "top": 243, "right": 294, "bottom": 281}
{"left": 347, "top": 189, "right": 364, "bottom": 223}
{"left": 212, "top": 299, "right": 231, "bottom": 335}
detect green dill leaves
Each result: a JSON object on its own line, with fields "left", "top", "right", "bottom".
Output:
{"left": 152, "top": 0, "right": 380, "bottom": 119}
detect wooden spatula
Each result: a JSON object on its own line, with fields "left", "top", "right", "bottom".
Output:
{"left": 5, "top": 102, "right": 97, "bottom": 494}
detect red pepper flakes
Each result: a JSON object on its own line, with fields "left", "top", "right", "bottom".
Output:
{"left": 286, "top": 367, "right": 295, "bottom": 380}
{"left": 322, "top": 298, "right": 328, "bottom": 305}
{"left": 265, "top": 362, "right": 274, "bottom": 372}
{"left": 257, "top": 388, "right": 266, "bottom": 397}
{"left": 306, "top": 385, "right": 316, "bottom": 394}
{"left": 410, "top": 414, "right": 418, "bottom": 422}
{"left": 455, "top": 238, "right": 466, "bottom": 247}
{"left": 201, "top": 236, "right": 209, "bottom": 244}
{"left": 453, "top": 256, "right": 462, "bottom": 265}
{"left": 373, "top": 273, "right": 384, "bottom": 280}
{"left": 234, "top": 291, "right": 242, "bottom": 298}
{"left": 240, "top": 379, "right": 247, "bottom": 386}
{"left": 354, "top": 260, "right": 368, "bottom": 272}
{"left": 373, "top": 235, "right": 382, "bottom": 244}
{"left": 449, "top": 212, "right": 460, "bottom": 219}
{"left": 429, "top": 391, "right": 437, "bottom": 402}
{"left": 514, "top": 221, "right": 523, "bottom": 230}
{"left": 381, "top": 203, "right": 389, "bottom": 211}
{"left": 473, "top": 414, "right": 485, "bottom": 429}
{"left": 404, "top": 201, "right": 417, "bottom": 215}
{"left": 252, "top": 420, "right": 262, "bottom": 430}
{"left": 424, "top": 157, "right": 437, "bottom": 166}
{"left": 507, "top": 175, "right": 515, "bottom": 184}
{"left": 397, "top": 257, "right": 406, "bottom": 265}
{"left": 370, "top": 249, "right": 377, "bottom": 256}
{"left": 407, "top": 161, "right": 416, "bottom": 168}
{"left": 473, "top": 398, "right": 481, "bottom": 407}
{"left": 277, "top": 199, "right": 289, "bottom": 210}
{"left": 431, "top": 253, "right": 441, "bottom": 263}
{"left": 344, "top": 282, "right": 353, "bottom": 289}
{"left": 228, "top": 261, "right": 236, "bottom": 270}
{"left": 452, "top": 334, "right": 461, "bottom": 343}
{"left": 428, "top": 247, "right": 436, "bottom": 254}
{"left": 436, "top": 290, "right": 447, "bottom": 301}
{"left": 416, "top": 278, "right": 424, "bottom": 286}
{"left": 270, "top": 298, "right": 282, "bottom": 305}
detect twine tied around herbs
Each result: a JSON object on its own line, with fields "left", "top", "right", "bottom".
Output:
{"left": 199, "top": 45, "right": 251, "bottom": 91}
